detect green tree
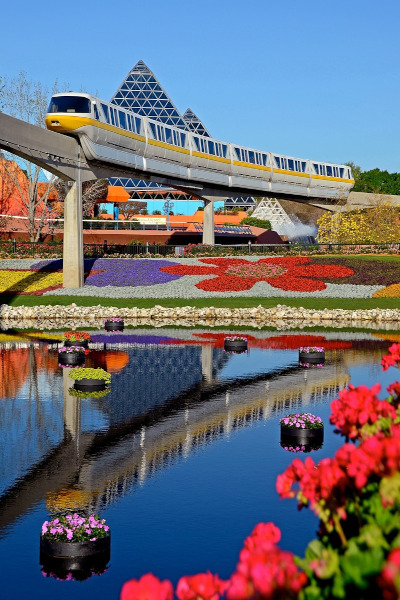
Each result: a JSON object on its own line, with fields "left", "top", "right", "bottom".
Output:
{"left": 240, "top": 216, "right": 272, "bottom": 230}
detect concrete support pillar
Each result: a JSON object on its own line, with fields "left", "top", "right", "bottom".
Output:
{"left": 63, "top": 179, "right": 84, "bottom": 288}
{"left": 201, "top": 345, "right": 213, "bottom": 382}
{"left": 63, "top": 368, "right": 81, "bottom": 439}
{"left": 202, "top": 199, "right": 215, "bottom": 245}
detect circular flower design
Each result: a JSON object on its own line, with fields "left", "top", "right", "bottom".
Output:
{"left": 160, "top": 257, "right": 354, "bottom": 292}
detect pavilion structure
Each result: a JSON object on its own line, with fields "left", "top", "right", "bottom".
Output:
{"left": 108, "top": 61, "right": 290, "bottom": 222}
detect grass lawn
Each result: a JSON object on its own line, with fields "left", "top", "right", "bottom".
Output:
{"left": 1, "top": 294, "right": 399, "bottom": 310}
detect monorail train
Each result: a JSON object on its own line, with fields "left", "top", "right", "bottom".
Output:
{"left": 45, "top": 92, "right": 354, "bottom": 198}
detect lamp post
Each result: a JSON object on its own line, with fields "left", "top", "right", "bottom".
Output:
{"left": 163, "top": 200, "right": 174, "bottom": 231}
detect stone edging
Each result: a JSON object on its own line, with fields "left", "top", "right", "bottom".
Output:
{"left": 1, "top": 303, "right": 400, "bottom": 327}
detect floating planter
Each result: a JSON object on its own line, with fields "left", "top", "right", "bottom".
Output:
{"left": 58, "top": 346, "right": 86, "bottom": 367}
{"left": 69, "top": 368, "right": 111, "bottom": 393}
{"left": 299, "top": 362, "right": 325, "bottom": 369}
{"left": 40, "top": 514, "right": 110, "bottom": 580}
{"left": 224, "top": 335, "right": 248, "bottom": 353}
{"left": 299, "top": 346, "right": 325, "bottom": 363}
{"left": 105, "top": 318, "right": 124, "bottom": 332}
{"left": 280, "top": 412, "right": 324, "bottom": 446}
{"left": 62, "top": 331, "right": 91, "bottom": 349}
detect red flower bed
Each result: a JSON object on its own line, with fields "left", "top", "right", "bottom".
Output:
{"left": 160, "top": 257, "right": 353, "bottom": 292}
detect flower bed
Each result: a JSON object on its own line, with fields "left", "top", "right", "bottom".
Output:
{"left": 0, "top": 256, "right": 398, "bottom": 297}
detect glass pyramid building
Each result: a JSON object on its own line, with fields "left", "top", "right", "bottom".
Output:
{"left": 183, "top": 108, "right": 210, "bottom": 137}
{"left": 109, "top": 60, "right": 209, "bottom": 193}
{"left": 111, "top": 60, "right": 188, "bottom": 129}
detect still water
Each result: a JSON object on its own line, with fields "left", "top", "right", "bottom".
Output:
{"left": 0, "top": 328, "right": 398, "bottom": 599}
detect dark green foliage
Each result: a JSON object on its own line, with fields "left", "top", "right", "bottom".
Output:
{"left": 240, "top": 216, "right": 272, "bottom": 229}
{"left": 353, "top": 168, "right": 400, "bottom": 195}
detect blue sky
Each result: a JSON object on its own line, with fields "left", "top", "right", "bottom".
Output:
{"left": 1, "top": 0, "right": 399, "bottom": 213}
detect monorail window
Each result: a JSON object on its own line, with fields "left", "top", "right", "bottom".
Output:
{"left": 249, "top": 151, "right": 255, "bottom": 164}
{"left": 135, "top": 117, "right": 141, "bottom": 134}
{"left": 48, "top": 95, "right": 91, "bottom": 114}
{"left": 119, "top": 111, "right": 127, "bottom": 130}
{"left": 326, "top": 165, "right": 333, "bottom": 177}
{"left": 109, "top": 108, "right": 116, "bottom": 127}
{"left": 165, "top": 128, "right": 173, "bottom": 144}
{"left": 208, "top": 141, "right": 215, "bottom": 155}
{"left": 93, "top": 104, "right": 100, "bottom": 121}
{"left": 149, "top": 122, "right": 157, "bottom": 138}
{"left": 101, "top": 104, "right": 109, "bottom": 122}
{"left": 234, "top": 147, "right": 242, "bottom": 161}
{"left": 288, "top": 159, "right": 294, "bottom": 171}
{"left": 261, "top": 154, "right": 268, "bottom": 166}
{"left": 221, "top": 144, "right": 227, "bottom": 158}
{"left": 274, "top": 156, "right": 282, "bottom": 169}
{"left": 313, "top": 163, "right": 319, "bottom": 175}
{"left": 339, "top": 167, "right": 344, "bottom": 178}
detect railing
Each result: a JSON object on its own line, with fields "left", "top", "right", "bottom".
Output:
{"left": 0, "top": 239, "right": 399, "bottom": 259}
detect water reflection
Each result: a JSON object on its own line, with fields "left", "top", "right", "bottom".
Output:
{"left": 0, "top": 328, "right": 398, "bottom": 597}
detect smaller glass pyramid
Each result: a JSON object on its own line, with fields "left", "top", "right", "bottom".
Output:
{"left": 183, "top": 108, "right": 210, "bottom": 137}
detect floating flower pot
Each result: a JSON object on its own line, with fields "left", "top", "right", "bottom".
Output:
{"left": 69, "top": 368, "right": 111, "bottom": 392}
{"left": 65, "top": 339, "right": 89, "bottom": 349}
{"left": 74, "top": 379, "right": 107, "bottom": 392}
{"left": 280, "top": 413, "right": 324, "bottom": 446}
{"left": 40, "top": 514, "right": 111, "bottom": 579}
{"left": 40, "top": 551, "right": 109, "bottom": 582}
{"left": 105, "top": 319, "right": 124, "bottom": 332}
{"left": 224, "top": 336, "right": 248, "bottom": 352}
{"left": 58, "top": 351, "right": 85, "bottom": 366}
{"left": 299, "top": 346, "right": 325, "bottom": 363}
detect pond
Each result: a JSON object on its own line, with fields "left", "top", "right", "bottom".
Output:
{"left": 0, "top": 327, "right": 398, "bottom": 599}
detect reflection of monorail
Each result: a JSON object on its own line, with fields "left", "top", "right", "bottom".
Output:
{"left": 46, "top": 93, "right": 354, "bottom": 199}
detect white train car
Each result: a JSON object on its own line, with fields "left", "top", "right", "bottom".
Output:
{"left": 45, "top": 92, "right": 354, "bottom": 199}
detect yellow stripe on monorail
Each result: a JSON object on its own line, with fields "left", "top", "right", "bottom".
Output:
{"left": 45, "top": 115, "right": 354, "bottom": 184}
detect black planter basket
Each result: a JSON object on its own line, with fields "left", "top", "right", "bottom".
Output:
{"left": 40, "top": 549, "right": 110, "bottom": 581}
{"left": 105, "top": 321, "right": 124, "bottom": 332}
{"left": 281, "top": 424, "right": 324, "bottom": 446}
{"left": 299, "top": 351, "right": 325, "bottom": 363}
{"left": 64, "top": 339, "right": 89, "bottom": 349}
{"left": 59, "top": 352, "right": 85, "bottom": 366}
{"left": 74, "top": 378, "right": 107, "bottom": 392}
{"left": 224, "top": 339, "right": 248, "bottom": 352}
{"left": 40, "top": 533, "right": 110, "bottom": 559}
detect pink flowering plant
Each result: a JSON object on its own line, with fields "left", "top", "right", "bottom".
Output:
{"left": 41, "top": 514, "right": 109, "bottom": 543}
{"left": 105, "top": 317, "right": 124, "bottom": 322}
{"left": 280, "top": 413, "right": 323, "bottom": 430}
{"left": 299, "top": 346, "right": 325, "bottom": 353}
{"left": 58, "top": 346, "right": 86, "bottom": 354}
{"left": 299, "top": 362, "right": 325, "bottom": 368}
{"left": 224, "top": 335, "right": 248, "bottom": 342}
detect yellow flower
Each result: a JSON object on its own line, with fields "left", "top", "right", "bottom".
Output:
{"left": 0, "top": 270, "right": 62, "bottom": 293}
